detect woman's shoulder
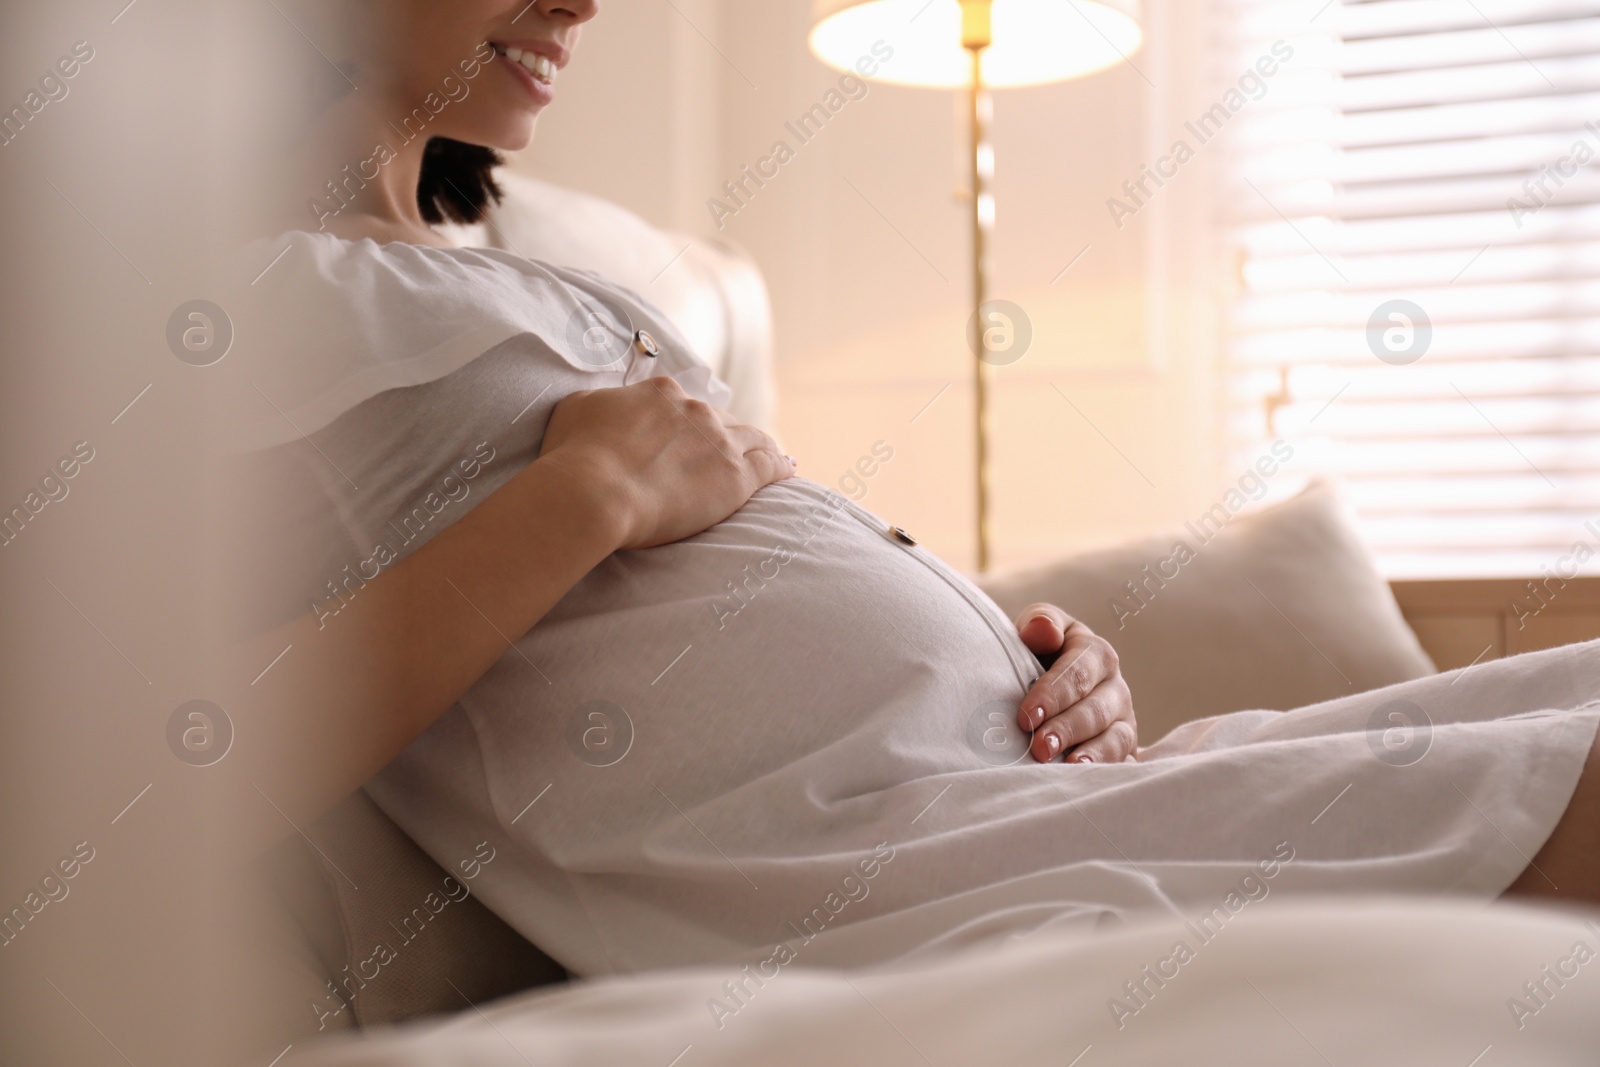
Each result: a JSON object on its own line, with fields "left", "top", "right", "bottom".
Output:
{"left": 218, "top": 225, "right": 683, "bottom": 452}
{"left": 241, "top": 225, "right": 633, "bottom": 312}
{"left": 244, "top": 226, "right": 500, "bottom": 285}
{"left": 235, "top": 229, "right": 569, "bottom": 358}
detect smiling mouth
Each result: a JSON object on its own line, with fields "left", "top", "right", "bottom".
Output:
{"left": 489, "top": 43, "right": 557, "bottom": 86}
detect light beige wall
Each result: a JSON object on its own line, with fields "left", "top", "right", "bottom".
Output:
{"left": 510, "top": 0, "right": 724, "bottom": 233}
{"left": 516, "top": 0, "right": 1231, "bottom": 575}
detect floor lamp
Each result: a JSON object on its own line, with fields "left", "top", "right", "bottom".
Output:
{"left": 809, "top": 0, "right": 1143, "bottom": 571}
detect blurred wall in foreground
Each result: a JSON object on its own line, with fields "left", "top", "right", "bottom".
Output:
{"left": 0, "top": 2, "right": 319, "bottom": 1063}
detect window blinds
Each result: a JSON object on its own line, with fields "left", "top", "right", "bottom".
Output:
{"left": 1221, "top": 0, "right": 1600, "bottom": 577}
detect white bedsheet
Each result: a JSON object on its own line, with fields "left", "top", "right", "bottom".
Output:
{"left": 284, "top": 898, "right": 1600, "bottom": 1066}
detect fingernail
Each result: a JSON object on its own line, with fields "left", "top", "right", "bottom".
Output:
{"left": 1044, "top": 734, "right": 1060, "bottom": 756}
{"left": 1076, "top": 754, "right": 1094, "bottom": 764}
{"left": 786, "top": 455, "right": 798, "bottom": 466}
{"left": 1026, "top": 706, "right": 1044, "bottom": 729}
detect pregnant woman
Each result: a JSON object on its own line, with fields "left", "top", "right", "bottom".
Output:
{"left": 236, "top": 0, "right": 1600, "bottom": 979}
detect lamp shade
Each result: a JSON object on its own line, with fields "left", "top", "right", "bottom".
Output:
{"left": 809, "top": 0, "right": 1142, "bottom": 89}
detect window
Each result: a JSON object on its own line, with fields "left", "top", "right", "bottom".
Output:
{"left": 1221, "top": 0, "right": 1600, "bottom": 577}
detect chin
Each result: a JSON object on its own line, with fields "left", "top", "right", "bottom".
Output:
{"left": 505, "top": 120, "right": 540, "bottom": 152}
{"left": 479, "top": 115, "right": 541, "bottom": 154}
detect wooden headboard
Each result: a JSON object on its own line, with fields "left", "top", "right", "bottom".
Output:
{"left": 1390, "top": 577, "right": 1600, "bottom": 672}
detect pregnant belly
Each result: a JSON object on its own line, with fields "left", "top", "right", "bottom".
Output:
{"left": 370, "top": 478, "right": 1046, "bottom": 971}
{"left": 455, "top": 478, "right": 1040, "bottom": 829}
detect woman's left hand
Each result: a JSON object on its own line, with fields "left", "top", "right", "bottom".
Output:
{"left": 1014, "top": 604, "right": 1138, "bottom": 764}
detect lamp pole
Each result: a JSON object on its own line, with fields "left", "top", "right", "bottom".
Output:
{"left": 963, "top": 0, "right": 993, "bottom": 573}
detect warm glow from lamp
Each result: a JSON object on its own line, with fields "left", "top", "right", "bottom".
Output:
{"left": 809, "top": 0, "right": 1142, "bottom": 89}
{"left": 809, "top": 0, "right": 1141, "bottom": 571}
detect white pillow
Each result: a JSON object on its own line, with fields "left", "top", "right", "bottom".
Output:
{"left": 979, "top": 479, "right": 1437, "bottom": 742}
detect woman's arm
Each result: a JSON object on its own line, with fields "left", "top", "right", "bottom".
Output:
{"left": 232, "top": 377, "right": 793, "bottom": 841}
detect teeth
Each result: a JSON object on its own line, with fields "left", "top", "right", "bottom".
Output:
{"left": 538, "top": 56, "right": 556, "bottom": 81}
{"left": 519, "top": 52, "right": 556, "bottom": 83}
{"left": 494, "top": 43, "right": 557, "bottom": 84}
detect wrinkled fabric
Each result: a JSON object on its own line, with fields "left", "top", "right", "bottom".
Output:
{"left": 249, "top": 233, "right": 1600, "bottom": 980}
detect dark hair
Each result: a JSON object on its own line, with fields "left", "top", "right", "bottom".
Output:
{"left": 418, "top": 138, "right": 504, "bottom": 225}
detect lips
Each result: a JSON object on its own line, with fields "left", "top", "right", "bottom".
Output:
{"left": 490, "top": 39, "right": 566, "bottom": 77}
{"left": 504, "top": 45, "right": 556, "bottom": 83}
{"left": 488, "top": 40, "right": 563, "bottom": 105}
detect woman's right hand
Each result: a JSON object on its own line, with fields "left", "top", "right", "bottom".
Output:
{"left": 538, "top": 376, "right": 796, "bottom": 551}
